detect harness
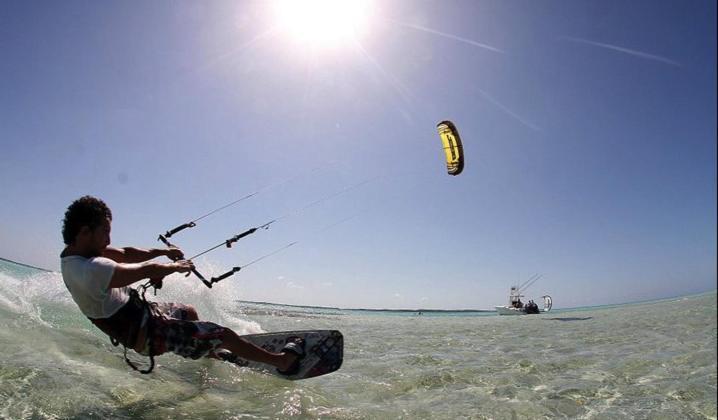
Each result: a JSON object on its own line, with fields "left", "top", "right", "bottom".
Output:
{"left": 89, "top": 283, "right": 158, "bottom": 374}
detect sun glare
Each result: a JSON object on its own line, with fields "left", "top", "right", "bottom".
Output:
{"left": 273, "top": 0, "right": 373, "bottom": 48}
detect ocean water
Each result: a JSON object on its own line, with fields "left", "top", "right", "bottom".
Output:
{"left": 0, "top": 258, "right": 715, "bottom": 419}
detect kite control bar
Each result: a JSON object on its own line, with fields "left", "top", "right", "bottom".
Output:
{"left": 158, "top": 234, "right": 242, "bottom": 288}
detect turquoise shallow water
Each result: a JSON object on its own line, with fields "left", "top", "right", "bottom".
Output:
{"left": 0, "top": 258, "right": 716, "bottom": 419}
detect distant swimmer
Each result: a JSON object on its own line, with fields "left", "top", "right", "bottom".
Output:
{"left": 59, "top": 196, "right": 302, "bottom": 374}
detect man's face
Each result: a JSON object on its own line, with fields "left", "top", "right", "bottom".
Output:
{"left": 90, "top": 217, "right": 112, "bottom": 252}
{"left": 77, "top": 217, "right": 111, "bottom": 256}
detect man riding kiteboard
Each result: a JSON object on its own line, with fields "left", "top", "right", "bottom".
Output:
{"left": 59, "top": 195, "right": 303, "bottom": 374}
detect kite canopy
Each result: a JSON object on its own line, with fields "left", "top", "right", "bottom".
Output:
{"left": 436, "top": 120, "right": 464, "bottom": 176}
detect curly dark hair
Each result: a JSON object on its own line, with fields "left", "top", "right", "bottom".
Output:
{"left": 62, "top": 196, "right": 113, "bottom": 245}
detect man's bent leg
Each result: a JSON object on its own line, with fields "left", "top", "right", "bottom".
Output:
{"left": 217, "top": 328, "right": 297, "bottom": 371}
{"left": 152, "top": 318, "right": 296, "bottom": 370}
{"left": 155, "top": 302, "right": 199, "bottom": 321}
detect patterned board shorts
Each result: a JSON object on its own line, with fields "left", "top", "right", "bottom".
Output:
{"left": 145, "top": 302, "right": 227, "bottom": 359}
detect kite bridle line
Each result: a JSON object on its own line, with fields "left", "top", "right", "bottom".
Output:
{"left": 157, "top": 219, "right": 275, "bottom": 288}
{"left": 155, "top": 176, "right": 375, "bottom": 289}
{"left": 158, "top": 164, "right": 331, "bottom": 241}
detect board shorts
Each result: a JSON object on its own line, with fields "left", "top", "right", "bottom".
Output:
{"left": 145, "top": 301, "right": 227, "bottom": 359}
{"left": 90, "top": 291, "right": 227, "bottom": 360}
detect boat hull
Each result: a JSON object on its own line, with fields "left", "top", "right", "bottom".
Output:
{"left": 495, "top": 306, "right": 526, "bottom": 315}
{"left": 495, "top": 306, "right": 549, "bottom": 316}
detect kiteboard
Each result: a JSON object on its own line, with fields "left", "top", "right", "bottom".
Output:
{"left": 216, "top": 329, "right": 343, "bottom": 380}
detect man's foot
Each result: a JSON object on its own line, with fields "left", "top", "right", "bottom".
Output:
{"left": 277, "top": 337, "right": 305, "bottom": 375}
{"left": 213, "top": 349, "right": 236, "bottom": 362}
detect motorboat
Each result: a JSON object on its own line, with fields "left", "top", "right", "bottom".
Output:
{"left": 495, "top": 277, "right": 552, "bottom": 315}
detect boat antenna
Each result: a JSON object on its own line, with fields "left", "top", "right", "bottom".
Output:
{"left": 518, "top": 273, "right": 540, "bottom": 290}
{"left": 520, "top": 274, "right": 543, "bottom": 293}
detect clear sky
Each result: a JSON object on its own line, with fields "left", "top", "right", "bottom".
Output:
{"left": 1, "top": 0, "right": 715, "bottom": 309}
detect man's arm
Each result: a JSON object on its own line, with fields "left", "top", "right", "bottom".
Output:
{"left": 103, "top": 246, "right": 183, "bottom": 263}
{"left": 108, "top": 260, "right": 194, "bottom": 288}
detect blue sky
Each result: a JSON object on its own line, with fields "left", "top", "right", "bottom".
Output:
{"left": 1, "top": 0, "right": 715, "bottom": 309}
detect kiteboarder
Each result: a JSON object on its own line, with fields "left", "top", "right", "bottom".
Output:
{"left": 59, "top": 195, "right": 303, "bottom": 374}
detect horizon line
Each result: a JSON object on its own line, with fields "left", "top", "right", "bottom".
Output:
{"left": 236, "top": 290, "right": 716, "bottom": 313}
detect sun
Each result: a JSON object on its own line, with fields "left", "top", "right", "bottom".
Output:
{"left": 272, "top": 0, "right": 373, "bottom": 48}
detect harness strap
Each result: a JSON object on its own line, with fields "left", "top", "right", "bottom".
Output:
{"left": 114, "top": 285, "right": 157, "bottom": 374}
{"left": 123, "top": 344, "right": 155, "bottom": 374}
